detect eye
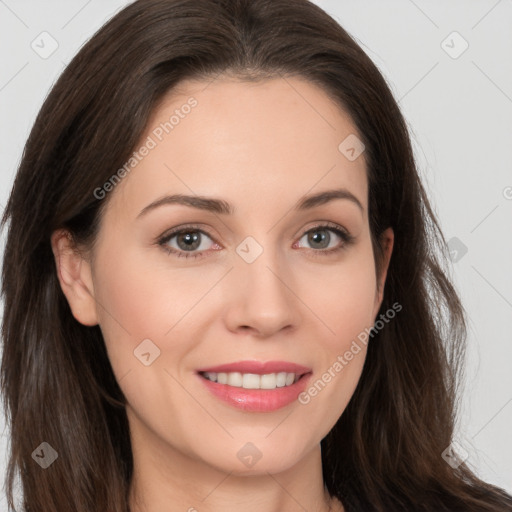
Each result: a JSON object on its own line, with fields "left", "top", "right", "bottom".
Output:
{"left": 157, "top": 222, "right": 354, "bottom": 260}
{"left": 158, "top": 224, "right": 219, "bottom": 259}
{"left": 295, "top": 223, "right": 354, "bottom": 255}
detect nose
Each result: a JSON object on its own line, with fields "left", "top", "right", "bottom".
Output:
{"left": 223, "top": 245, "right": 301, "bottom": 338}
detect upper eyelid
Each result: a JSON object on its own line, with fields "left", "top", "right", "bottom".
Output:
{"left": 158, "top": 224, "right": 214, "bottom": 243}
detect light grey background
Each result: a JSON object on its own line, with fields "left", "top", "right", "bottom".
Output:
{"left": 1, "top": 0, "right": 511, "bottom": 508}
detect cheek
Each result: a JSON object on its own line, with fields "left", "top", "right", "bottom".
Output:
{"left": 91, "top": 239, "right": 229, "bottom": 384}
{"left": 96, "top": 240, "right": 226, "bottom": 324}
{"left": 292, "top": 243, "right": 377, "bottom": 433}
{"left": 91, "top": 242, "right": 182, "bottom": 373}
{"left": 298, "top": 243, "right": 378, "bottom": 349}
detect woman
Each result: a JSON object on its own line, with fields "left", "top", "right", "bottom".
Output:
{"left": 1, "top": 0, "right": 511, "bottom": 511}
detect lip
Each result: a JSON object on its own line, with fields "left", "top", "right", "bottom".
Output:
{"left": 195, "top": 360, "right": 313, "bottom": 412}
{"left": 195, "top": 360, "right": 312, "bottom": 375}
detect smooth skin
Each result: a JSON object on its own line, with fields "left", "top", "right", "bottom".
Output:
{"left": 52, "top": 75, "right": 393, "bottom": 512}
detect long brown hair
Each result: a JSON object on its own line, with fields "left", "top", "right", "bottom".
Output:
{"left": 2, "top": 1, "right": 511, "bottom": 511}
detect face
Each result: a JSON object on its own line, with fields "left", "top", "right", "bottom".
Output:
{"left": 57, "top": 76, "right": 393, "bottom": 476}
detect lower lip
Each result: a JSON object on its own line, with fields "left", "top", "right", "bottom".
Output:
{"left": 197, "top": 372, "right": 312, "bottom": 412}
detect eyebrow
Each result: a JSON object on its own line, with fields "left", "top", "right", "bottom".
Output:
{"left": 136, "top": 188, "right": 364, "bottom": 219}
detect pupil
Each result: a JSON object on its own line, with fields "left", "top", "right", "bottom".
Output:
{"left": 179, "top": 232, "right": 200, "bottom": 250}
{"left": 309, "top": 230, "right": 328, "bottom": 248}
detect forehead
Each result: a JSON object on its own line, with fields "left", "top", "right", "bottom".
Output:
{"left": 104, "top": 75, "right": 368, "bottom": 220}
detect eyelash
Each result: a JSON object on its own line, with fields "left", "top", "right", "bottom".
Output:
{"left": 157, "top": 222, "right": 355, "bottom": 260}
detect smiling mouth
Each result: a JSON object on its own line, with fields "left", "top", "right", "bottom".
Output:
{"left": 198, "top": 371, "right": 310, "bottom": 390}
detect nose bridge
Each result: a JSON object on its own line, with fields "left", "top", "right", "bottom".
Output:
{"left": 227, "top": 232, "right": 299, "bottom": 335}
{"left": 237, "top": 233, "right": 288, "bottom": 298}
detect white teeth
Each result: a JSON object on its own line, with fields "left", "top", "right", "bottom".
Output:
{"left": 260, "top": 373, "right": 277, "bottom": 389}
{"left": 242, "top": 373, "right": 260, "bottom": 389}
{"left": 227, "top": 372, "right": 243, "bottom": 387}
{"left": 201, "top": 371, "right": 300, "bottom": 389}
{"left": 276, "top": 371, "right": 287, "bottom": 387}
{"left": 217, "top": 372, "right": 228, "bottom": 384}
{"left": 285, "top": 372, "right": 295, "bottom": 386}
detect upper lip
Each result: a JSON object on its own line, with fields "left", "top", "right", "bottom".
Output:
{"left": 196, "top": 360, "right": 312, "bottom": 375}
